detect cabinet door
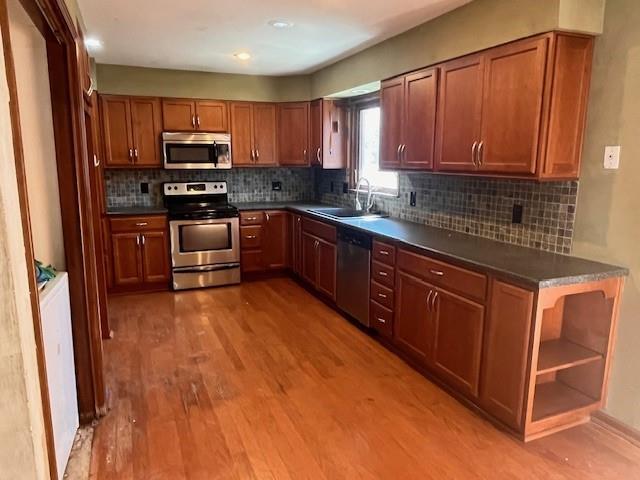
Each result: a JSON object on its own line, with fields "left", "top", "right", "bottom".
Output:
{"left": 301, "top": 232, "right": 318, "bottom": 286}
{"left": 162, "top": 99, "right": 196, "bottom": 131}
{"left": 435, "top": 54, "right": 484, "bottom": 172}
{"left": 253, "top": 103, "right": 277, "bottom": 166}
{"left": 395, "top": 271, "right": 433, "bottom": 364}
{"left": 101, "top": 95, "right": 133, "bottom": 166}
{"left": 278, "top": 102, "right": 310, "bottom": 166}
{"left": 379, "top": 76, "right": 404, "bottom": 169}
{"left": 403, "top": 69, "right": 438, "bottom": 170}
{"left": 309, "top": 99, "right": 323, "bottom": 166}
{"left": 196, "top": 100, "right": 228, "bottom": 132}
{"left": 431, "top": 288, "right": 485, "bottom": 398}
{"left": 141, "top": 231, "right": 170, "bottom": 283}
{"left": 323, "top": 101, "right": 347, "bottom": 169}
{"left": 316, "top": 239, "right": 336, "bottom": 300}
{"left": 263, "top": 211, "right": 288, "bottom": 269}
{"left": 111, "top": 232, "right": 143, "bottom": 286}
{"left": 292, "top": 215, "right": 303, "bottom": 275}
{"left": 130, "top": 97, "right": 162, "bottom": 167}
{"left": 478, "top": 37, "right": 547, "bottom": 174}
{"left": 481, "top": 281, "right": 534, "bottom": 429}
{"left": 230, "top": 102, "right": 254, "bottom": 166}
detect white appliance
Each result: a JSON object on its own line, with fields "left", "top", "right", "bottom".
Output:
{"left": 39, "top": 272, "right": 78, "bottom": 479}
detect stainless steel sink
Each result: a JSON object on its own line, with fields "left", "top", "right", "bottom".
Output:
{"left": 310, "top": 207, "right": 387, "bottom": 219}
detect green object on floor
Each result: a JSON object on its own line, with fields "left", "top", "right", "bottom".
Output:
{"left": 35, "top": 260, "right": 56, "bottom": 286}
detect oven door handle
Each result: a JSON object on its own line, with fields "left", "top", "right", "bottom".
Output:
{"left": 173, "top": 263, "right": 240, "bottom": 273}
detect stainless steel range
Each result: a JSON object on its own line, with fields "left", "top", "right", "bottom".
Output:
{"left": 163, "top": 181, "right": 240, "bottom": 290}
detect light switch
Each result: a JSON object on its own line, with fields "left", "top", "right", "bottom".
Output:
{"left": 604, "top": 145, "right": 621, "bottom": 169}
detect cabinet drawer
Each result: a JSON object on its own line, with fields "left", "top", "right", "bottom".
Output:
{"left": 373, "top": 240, "right": 396, "bottom": 266}
{"left": 371, "top": 280, "right": 394, "bottom": 310}
{"left": 110, "top": 215, "right": 167, "bottom": 233}
{"left": 372, "top": 260, "right": 395, "bottom": 288}
{"left": 302, "top": 216, "right": 337, "bottom": 243}
{"left": 240, "top": 225, "right": 262, "bottom": 249}
{"left": 397, "top": 249, "right": 487, "bottom": 302}
{"left": 240, "top": 211, "right": 264, "bottom": 226}
{"left": 370, "top": 300, "right": 393, "bottom": 338}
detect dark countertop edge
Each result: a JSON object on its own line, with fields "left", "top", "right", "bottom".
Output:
{"left": 106, "top": 207, "right": 168, "bottom": 216}
{"left": 233, "top": 202, "right": 629, "bottom": 289}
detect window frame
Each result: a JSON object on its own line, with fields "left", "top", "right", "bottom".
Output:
{"left": 348, "top": 94, "right": 399, "bottom": 198}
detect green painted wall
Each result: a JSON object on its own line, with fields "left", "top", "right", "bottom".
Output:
{"left": 95, "top": 64, "right": 311, "bottom": 102}
{"left": 572, "top": 0, "right": 640, "bottom": 430}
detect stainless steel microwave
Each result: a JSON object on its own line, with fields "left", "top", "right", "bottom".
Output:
{"left": 162, "top": 132, "right": 232, "bottom": 170}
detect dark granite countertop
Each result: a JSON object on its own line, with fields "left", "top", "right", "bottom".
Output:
{"left": 233, "top": 201, "right": 628, "bottom": 289}
{"left": 106, "top": 206, "right": 168, "bottom": 216}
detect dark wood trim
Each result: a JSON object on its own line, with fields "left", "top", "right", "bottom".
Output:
{"left": 347, "top": 95, "right": 380, "bottom": 189}
{"left": 592, "top": 411, "right": 640, "bottom": 448}
{"left": 0, "top": 2, "right": 58, "bottom": 477}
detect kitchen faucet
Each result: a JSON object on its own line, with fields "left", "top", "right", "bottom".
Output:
{"left": 355, "top": 177, "right": 374, "bottom": 212}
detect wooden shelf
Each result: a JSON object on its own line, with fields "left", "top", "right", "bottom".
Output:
{"left": 537, "top": 339, "right": 602, "bottom": 375}
{"left": 532, "top": 381, "right": 598, "bottom": 422}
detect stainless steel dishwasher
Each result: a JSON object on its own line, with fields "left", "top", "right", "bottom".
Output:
{"left": 336, "top": 227, "right": 372, "bottom": 327}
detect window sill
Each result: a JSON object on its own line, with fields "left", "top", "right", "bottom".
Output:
{"left": 350, "top": 188, "right": 399, "bottom": 199}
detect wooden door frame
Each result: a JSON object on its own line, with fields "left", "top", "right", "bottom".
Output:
{"left": 0, "top": 0, "right": 107, "bottom": 476}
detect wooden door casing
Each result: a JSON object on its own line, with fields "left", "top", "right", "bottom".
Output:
{"left": 130, "top": 97, "right": 162, "bottom": 167}
{"left": 402, "top": 68, "right": 438, "bottom": 170}
{"left": 379, "top": 76, "right": 404, "bottom": 170}
{"left": 112, "top": 232, "right": 143, "bottom": 286}
{"left": 478, "top": 37, "right": 548, "bottom": 174}
{"left": 435, "top": 54, "right": 484, "bottom": 172}
{"left": 431, "top": 288, "right": 485, "bottom": 398}
{"left": 101, "top": 95, "right": 133, "bottom": 166}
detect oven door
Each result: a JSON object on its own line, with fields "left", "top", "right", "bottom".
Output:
{"left": 170, "top": 217, "right": 240, "bottom": 268}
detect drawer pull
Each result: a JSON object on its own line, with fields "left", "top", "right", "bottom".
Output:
{"left": 135, "top": 222, "right": 148, "bottom": 226}
{"left": 378, "top": 271, "right": 388, "bottom": 277}
{"left": 245, "top": 216, "right": 258, "bottom": 221}
{"left": 378, "top": 293, "right": 387, "bottom": 299}
{"left": 377, "top": 317, "right": 387, "bottom": 324}
{"left": 245, "top": 235, "right": 257, "bottom": 239}
{"left": 429, "top": 269, "right": 445, "bottom": 276}
{"left": 379, "top": 250, "right": 390, "bottom": 256}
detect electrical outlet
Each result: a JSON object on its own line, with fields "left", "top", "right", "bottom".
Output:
{"left": 604, "top": 145, "right": 621, "bottom": 169}
{"left": 512, "top": 204, "right": 523, "bottom": 224}
{"left": 409, "top": 191, "right": 417, "bottom": 207}
{"left": 140, "top": 182, "right": 149, "bottom": 194}
{"left": 272, "top": 181, "right": 282, "bottom": 191}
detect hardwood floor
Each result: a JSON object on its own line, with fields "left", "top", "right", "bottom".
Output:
{"left": 91, "top": 278, "right": 640, "bottom": 479}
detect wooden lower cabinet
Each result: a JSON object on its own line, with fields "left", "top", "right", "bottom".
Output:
{"left": 292, "top": 214, "right": 303, "bottom": 275}
{"left": 301, "top": 232, "right": 318, "bottom": 286}
{"left": 431, "top": 288, "right": 485, "bottom": 398}
{"left": 301, "top": 226, "right": 337, "bottom": 300}
{"left": 395, "top": 271, "right": 433, "bottom": 364}
{"left": 108, "top": 215, "right": 170, "bottom": 291}
{"left": 240, "top": 210, "right": 289, "bottom": 273}
{"left": 264, "top": 211, "right": 288, "bottom": 269}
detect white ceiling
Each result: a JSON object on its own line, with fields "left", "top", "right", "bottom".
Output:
{"left": 78, "top": 0, "right": 471, "bottom": 76}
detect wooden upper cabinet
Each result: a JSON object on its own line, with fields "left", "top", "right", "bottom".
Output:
{"left": 253, "top": 103, "right": 277, "bottom": 166}
{"left": 230, "top": 102, "right": 254, "bottom": 166}
{"left": 403, "top": 68, "right": 438, "bottom": 170}
{"left": 478, "top": 37, "right": 548, "bottom": 174}
{"left": 431, "top": 288, "right": 485, "bottom": 398}
{"left": 481, "top": 281, "right": 534, "bottom": 429}
{"left": 101, "top": 95, "right": 133, "bottom": 166}
{"left": 130, "top": 97, "right": 162, "bottom": 167}
{"left": 278, "top": 102, "right": 310, "bottom": 166}
{"left": 435, "top": 54, "right": 484, "bottom": 172}
{"left": 379, "top": 77, "right": 404, "bottom": 170}
{"left": 310, "top": 99, "right": 322, "bottom": 166}
{"left": 161, "top": 99, "right": 228, "bottom": 132}
{"left": 101, "top": 94, "right": 161, "bottom": 168}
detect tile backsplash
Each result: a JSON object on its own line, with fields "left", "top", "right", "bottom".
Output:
{"left": 104, "top": 168, "right": 316, "bottom": 207}
{"left": 105, "top": 167, "right": 578, "bottom": 254}
{"left": 316, "top": 170, "right": 578, "bottom": 254}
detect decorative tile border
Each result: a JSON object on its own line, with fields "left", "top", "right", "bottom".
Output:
{"left": 316, "top": 170, "right": 578, "bottom": 254}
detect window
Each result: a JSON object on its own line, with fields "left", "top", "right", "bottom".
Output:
{"left": 355, "top": 104, "right": 399, "bottom": 196}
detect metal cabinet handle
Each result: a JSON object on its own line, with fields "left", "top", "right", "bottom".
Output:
{"left": 192, "top": 115, "right": 196, "bottom": 128}
{"left": 141, "top": 234, "right": 145, "bottom": 245}
{"left": 129, "top": 148, "right": 134, "bottom": 162}
{"left": 429, "top": 269, "right": 444, "bottom": 276}
{"left": 251, "top": 150, "right": 255, "bottom": 162}
{"left": 245, "top": 235, "right": 257, "bottom": 239}
{"left": 478, "top": 141, "right": 484, "bottom": 166}
{"left": 136, "top": 234, "right": 140, "bottom": 246}
{"left": 377, "top": 317, "right": 387, "bottom": 325}
{"left": 135, "top": 222, "right": 148, "bottom": 226}
{"left": 471, "top": 141, "right": 478, "bottom": 167}
{"left": 93, "top": 154, "right": 100, "bottom": 167}
{"left": 401, "top": 144, "right": 406, "bottom": 159}
{"left": 426, "top": 289, "right": 434, "bottom": 309}
{"left": 378, "top": 293, "right": 387, "bottom": 299}
{"left": 297, "top": 217, "right": 301, "bottom": 223}
{"left": 378, "top": 271, "right": 388, "bottom": 277}
{"left": 303, "top": 149, "right": 307, "bottom": 160}
{"left": 134, "top": 148, "right": 138, "bottom": 159}
{"left": 255, "top": 148, "right": 260, "bottom": 160}
{"left": 397, "top": 144, "right": 402, "bottom": 162}
{"left": 245, "top": 216, "right": 257, "bottom": 221}
{"left": 196, "top": 115, "right": 201, "bottom": 128}
{"left": 316, "top": 147, "right": 321, "bottom": 162}
{"left": 379, "top": 250, "right": 390, "bottom": 256}
{"left": 431, "top": 291, "right": 439, "bottom": 310}
{"left": 265, "top": 212, "right": 270, "bottom": 222}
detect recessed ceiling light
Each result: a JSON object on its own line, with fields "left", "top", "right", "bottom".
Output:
{"left": 85, "top": 37, "right": 103, "bottom": 50}
{"left": 268, "top": 19, "right": 293, "bottom": 29}
{"left": 351, "top": 89, "right": 370, "bottom": 95}
{"left": 234, "top": 52, "right": 251, "bottom": 60}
